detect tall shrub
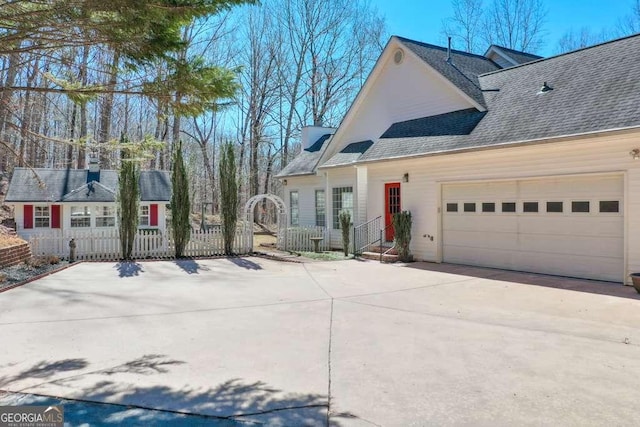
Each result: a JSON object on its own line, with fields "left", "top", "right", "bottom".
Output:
{"left": 219, "top": 141, "right": 239, "bottom": 255}
{"left": 117, "top": 135, "right": 140, "bottom": 260}
{"left": 171, "top": 140, "right": 191, "bottom": 257}
{"left": 339, "top": 210, "right": 351, "bottom": 257}
{"left": 392, "top": 210, "right": 412, "bottom": 262}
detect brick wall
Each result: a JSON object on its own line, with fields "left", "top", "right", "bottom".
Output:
{"left": 0, "top": 242, "right": 31, "bottom": 268}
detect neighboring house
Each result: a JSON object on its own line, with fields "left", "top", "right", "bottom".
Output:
{"left": 5, "top": 162, "right": 171, "bottom": 239}
{"left": 277, "top": 34, "right": 640, "bottom": 284}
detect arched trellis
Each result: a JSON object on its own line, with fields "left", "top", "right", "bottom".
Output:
{"left": 243, "top": 194, "right": 288, "bottom": 252}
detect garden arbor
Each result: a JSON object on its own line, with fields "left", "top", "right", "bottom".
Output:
{"left": 243, "top": 194, "right": 288, "bottom": 250}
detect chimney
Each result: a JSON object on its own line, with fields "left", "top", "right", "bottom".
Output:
{"left": 88, "top": 155, "right": 100, "bottom": 173}
{"left": 87, "top": 153, "right": 100, "bottom": 183}
{"left": 446, "top": 36, "right": 452, "bottom": 63}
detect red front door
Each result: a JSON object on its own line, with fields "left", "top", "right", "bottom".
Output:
{"left": 385, "top": 182, "right": 401, "bottom": 241}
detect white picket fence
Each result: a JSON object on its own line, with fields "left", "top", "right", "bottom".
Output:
{"left": 279, "top": 226, "right": 330, "bottom": 252}
{"left": 30, "top": 228, "right": 251, "bottom": 261}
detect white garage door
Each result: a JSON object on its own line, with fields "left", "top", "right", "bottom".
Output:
{"left": 442, "top": 175, "right": 624, "bottom": 282}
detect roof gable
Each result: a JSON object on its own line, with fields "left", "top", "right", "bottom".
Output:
{"left": 5, "top": 168, "right": 171, "bottom": 203}
{"left": 61, "top": 181, "right": 116, "bottom": 202}
{"left": 316, "top": 36, "right": 489, "bottom": 167}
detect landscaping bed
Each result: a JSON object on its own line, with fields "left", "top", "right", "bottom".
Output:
{"left": 1, "top": 257, "right": 69, "bottom": 292}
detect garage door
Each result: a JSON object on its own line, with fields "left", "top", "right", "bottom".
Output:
{"left": 442, "top": 175, "right": 623, "bottom": 282}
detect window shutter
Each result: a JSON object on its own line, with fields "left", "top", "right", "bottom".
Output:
{"left": 51, "top": 205, "right": 61, "bottom": 228}
{"left": 150, "top": 204, "right": 158, "bottom": 226}
{"left": 23, "top": 205, "right": 33, "bottom": 229}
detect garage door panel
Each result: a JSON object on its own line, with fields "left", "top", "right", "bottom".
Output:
{"left": 517, "top": 217, "right": 623, "bottom": 237}
{"left": 444, "top": 231, "right": 518, "bottom": 251}
{"left": 443, "top": 181, "right": 517, "bottom": 199}
{"left": 512, "top": 252, "right": 622, "bottom": 282}
{"left": 443, "top": 216, "right": 518, "bottom": 233}
{"left": 518, "top": 234, "right": 624, "bottom": 258}
{"left": 442, "top": 175, "right": 623, "bottom": 282}
{"left": 443, "top": 247, "right": 517, "bottom": 270}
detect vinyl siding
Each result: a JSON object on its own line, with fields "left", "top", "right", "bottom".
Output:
{"left": 365, "top": 131, "right": 640, "bottom": 283}
{"left": 326, "top": 167, "right": 357, "bottom": 248}
{"left": 282, "top": 175, "right": 325, "bottom": 227}
{"left": 321, "top": 45, "right": 472, "bottom": 162}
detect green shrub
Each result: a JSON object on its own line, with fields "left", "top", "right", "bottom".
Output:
{"left": 339, "top": 210, "right": 351, "bottom": 257}
{"left": 392, "top": 210, "right": 412, "bottom": 262}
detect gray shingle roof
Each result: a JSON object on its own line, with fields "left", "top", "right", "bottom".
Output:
{"left": 487, "top": 45, "right": 542, "bottom": 65}
{"left": 380, "top": 109, "right": 486, "bottom": 138}
{"left": 276, "top": 134, "right": 332, "bottom": 177}
{"left": 323, "top": 140, "right": 374, "bottom": 167}
{"left": 356, "top": 34, "right": 640, "bottom": 163}
{"left": 5, "top": 168, "right": 171, "bottom": 202}
{"left": 397, "top": 36, "right": 501, "bottom": 108}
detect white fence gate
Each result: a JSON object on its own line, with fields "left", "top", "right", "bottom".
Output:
{"left": 30, "top": 228, "right": 251, "bottom": 261}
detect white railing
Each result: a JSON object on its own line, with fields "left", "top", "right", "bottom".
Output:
{"left": 29, "top": 228, "right": 251, "bottom": 261}
{"left": 279, "top": 226, "right": 330, "bottom": 252}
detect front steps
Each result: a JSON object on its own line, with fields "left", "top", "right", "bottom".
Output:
{"left": 360, "top": 245, "right": 399, "bottom": 263}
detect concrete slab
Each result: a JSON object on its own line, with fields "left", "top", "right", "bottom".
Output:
{"left": 1, "top": 258, "right": 639, "bottom": 426}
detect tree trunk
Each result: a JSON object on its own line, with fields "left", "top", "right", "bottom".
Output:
{"left": 98, "top": 51, "right": 119, "bottom": 168}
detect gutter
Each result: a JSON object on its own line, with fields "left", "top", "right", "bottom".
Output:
{"left": 318, "top": 125, "right": 640, "bottom": 169}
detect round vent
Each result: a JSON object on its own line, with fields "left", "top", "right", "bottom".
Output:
{"left": 393, "top": 49, "right": 404, "bottom": 64}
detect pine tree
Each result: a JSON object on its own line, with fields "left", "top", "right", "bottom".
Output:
{"left": 171, "top": 140, "right": 191, "bottom": 257}
{"left": 219, "top": 141, "right": 239, "bottom": 255}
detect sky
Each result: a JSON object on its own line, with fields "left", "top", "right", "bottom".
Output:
{"left": 370, "top": 0, "right": 635, "bottom": 56}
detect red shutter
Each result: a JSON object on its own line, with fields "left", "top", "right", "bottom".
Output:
{"left": 150, "top": 204, "right": 158, "bottom": 227}
{"left": 51, "top": 205, "right": 61, "bottom": 228}
{"left": 23, "top": 205, "right": 33, "bottom": 229}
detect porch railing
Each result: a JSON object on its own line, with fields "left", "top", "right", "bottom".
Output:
{"left": 353, "top": 216, "right": 382, "bottom": 255}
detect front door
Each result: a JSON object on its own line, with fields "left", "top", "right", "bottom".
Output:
{"left": 384, "top": 182, "right": 401, "bottom": 241}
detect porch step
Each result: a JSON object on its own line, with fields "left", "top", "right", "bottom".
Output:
{"left": 361, "top": 251, "right": 399, "bottom": 263}
{"left": 367, "top": 245, "right": 398, "bottom": 255}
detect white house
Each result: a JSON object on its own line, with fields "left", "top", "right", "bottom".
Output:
{"left": 5, "top": 162, "right": 171, "bottom": 240}
{"left": 277, "top": 34, "right": 640, "bottom": 284}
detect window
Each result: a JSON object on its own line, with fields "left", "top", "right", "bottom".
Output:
{"left": 70, "top": 206, "right": 91, "bottom": 227}
{"left": 523, "top": 202, "right": 539, "bottom": 213}
{"left": 572, "top": 201, "right": 590, "bottom": 213}
{"left": 599, "top": 201, "right": 619, "bottom": 213}
{"left": 290, "top": 191, "right": 299, "bottom": 226}
{"left": 34, "top": 206, "right": 50, "bottom": 228}
{"left": 482, "top": 202, "right": 495, "bottom": 213}
{"left": 446, "top": 203, "right": 458, "bottom": 212}
{"left": 96, "top": 206, "right": 116, "bottom": 227}
{"left": 502, "top": 202, "right": 516, "bottom": 213}
{"left": 547, "top": 201, "right": 563, "bottom": 213}
{"left": 332, "top": 187, "right": 353, "bottom": 229}
{"left": 139, "top": 205, "right": 150, "bottom": 226}
{"left": 463, "top": 202, "right": 476, "bottom": 212}
{"left": 315, "top": 190, "right": 326, "bottom": 227}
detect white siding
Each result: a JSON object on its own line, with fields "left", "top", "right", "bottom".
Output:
{"left": 366, "top": 131, "right": 640, "bottom": 283}
{"left": 326, "top": 167, "right": 357, "bottom": 248}
{"left": 321, "top": 44, "right": 473, "bottom": 162}
{"left": 11, "top": 202, "right": 168, "bottom": 241}
{"left": 282, "top": 175, "right": 325, "bottom": 227}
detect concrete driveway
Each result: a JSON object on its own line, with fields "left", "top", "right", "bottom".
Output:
{"left": 0, "top": 257, "right": 639, "bottom": 426}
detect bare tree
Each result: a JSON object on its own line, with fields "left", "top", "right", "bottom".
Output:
{"left": 618, "top": 0, "right": 640, "bottom": 36}
{"left": 482, "top": 0, "right": 547, "bottom": 52}
{"left": 441, "top": 0, "right": 485, "bottom": 53}
{"left": 556, "top": 27, "right": 611, "bottom": 54}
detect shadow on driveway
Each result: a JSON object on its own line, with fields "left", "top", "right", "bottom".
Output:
{"left": 405, "top": 262, "right": 640, "bottom": 300}
{"left": 226, "top": 258, "right": 262, "bottom": 270}
{"left": 0, "top": 354, "right": 357, "bottom": 426}
{"left": 115, "top": 262, "right": 144, "bottom": 278}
